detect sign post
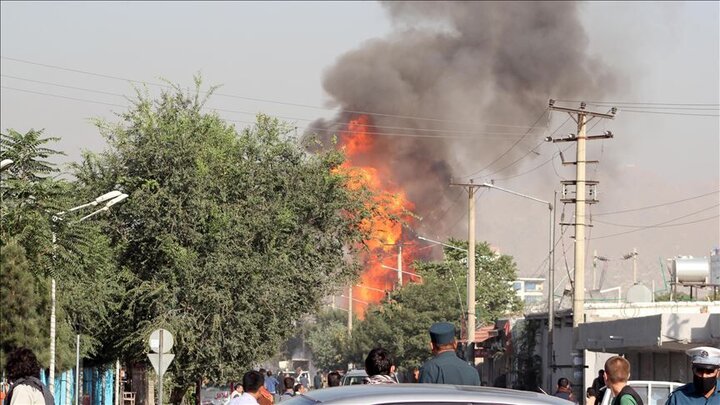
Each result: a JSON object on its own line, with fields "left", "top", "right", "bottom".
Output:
{"left": 147, "top": 329, "right": 174, "bottom": 405}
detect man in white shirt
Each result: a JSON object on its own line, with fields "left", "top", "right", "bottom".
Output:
{"left": 4, "top": 347, "right": 54, "bottom": 405}
{"left": 228, "top": 371, "right": 265, "bottom": 405}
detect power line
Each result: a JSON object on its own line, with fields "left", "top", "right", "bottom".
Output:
{"left": 556, "top": 99, "right": 720, "bottom": 107}
{"left": 592, "top": 202, "right": 718, "bottom": 228}
{"left": 3, "top": 72, "right": 540, "bottom": 137}
{"left": 593, "top": 190, "right": 720, "bottom": 216}
{"left": 1, "top": 85, "right": 539, "bottom": 141}
{"left": 1, "top": 55, "right": 541, "bottom": 129}
{"left": 594, "top": 215, "right": 719, "bottom": 229}
{"left": 1, "top": 85, "right": 126, "bottom": 108}
{"left": 591, "top": 204, "right": 720, "bottom": 240}
{"left": 461, "top": 108, "right": 549, "bottom": 179}
{"left": 483, "top": 112, "right": 587, "bottom": 180}
{"left": 620, "top": 109, "right": 719, "bottom": 117}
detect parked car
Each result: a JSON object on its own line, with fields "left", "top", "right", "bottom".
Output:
{"left": 282, "top": 383, "right": 574, "bottom": 404}
{"left": 599, "top": 380, "right": 684, "bottom": 405}
{"left": 340, "top": 369, "right": 368, "bottom": 386}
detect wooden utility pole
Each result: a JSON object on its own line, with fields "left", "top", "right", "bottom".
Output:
{"left": 548, "top": 100, "right": 616, "bottom": 329}
{"left": 450, "top": 179, "right": 483, "bottom": 352}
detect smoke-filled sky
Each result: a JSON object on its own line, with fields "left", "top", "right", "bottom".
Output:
{"left": 2, "top": 2, "right": 718, "bottom": 297}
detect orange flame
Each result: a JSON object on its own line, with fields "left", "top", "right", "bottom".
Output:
{"left": 338, "top": 115, "right": 420, "bottom": 317}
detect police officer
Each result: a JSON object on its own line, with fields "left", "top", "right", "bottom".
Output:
{"left": 419, "top": 322, "right": 480, "bottom": 385}
{"left": 666, "top": 346, "right": 720, "bottom": 405}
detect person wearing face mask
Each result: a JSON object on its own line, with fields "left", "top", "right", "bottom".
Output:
{"left": 666, "top": 346, "right": 720, "bottom": 405}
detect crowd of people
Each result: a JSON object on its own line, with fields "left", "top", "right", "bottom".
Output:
{"left": 2, "top": 324, "right": 718, "bottom": 405}
{"left": 554, "top": 346, "right": 720, "bottom": 405}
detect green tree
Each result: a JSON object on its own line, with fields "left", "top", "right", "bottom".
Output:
{"left": 347, "top": 239, "right": 522, "bottom": 370}
{"left": 1, "top": 129, "right": 121, "bottom": 371}
{"left": 73, "top": 79, "right": 378, "bottom": 403}
{"left": 305, "top": 309, "right": 353, "bottom": 371}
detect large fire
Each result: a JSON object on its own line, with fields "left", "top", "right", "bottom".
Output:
{"left": 338, "top": 115, "right": 420, "bottom": 317}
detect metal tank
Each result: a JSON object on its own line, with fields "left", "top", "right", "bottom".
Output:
{"left": 672, "top": 257, "right": 709, "bottom": 284}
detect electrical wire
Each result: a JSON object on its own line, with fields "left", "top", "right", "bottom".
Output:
{"left": 594, "top": 213, "right": 719, "bottom": 229}
{"left": 1, "top": 78, "right": 550, "bottom": 140}
{"left": 555, "top": 99, "right": 720, "bottom": 107}
{"left": 1, "top": 73, "right": 536, "bottom": 137}
{"left": 486, "top": 114, "right": 575, "bottom": 181}
{"left": 593, "top": 190, "right": 720, "bottom": 216}
{"left": 591, "top": 204, "right": 720, "bottom": 240}
{"left": 461, "top": 108, "right": 549, "bottom": 179}
{"left": 1, "top": 56, "right": 541, "bottom": 129}
{"left": 620, "top": 109, "right": 719, "bottom": 117}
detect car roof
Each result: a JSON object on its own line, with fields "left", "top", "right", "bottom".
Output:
{"left": 291, "top": 384, "right": 571, "bottom": 404}
{"left": 343, "top": 369, "right": 368, "bottom": 377}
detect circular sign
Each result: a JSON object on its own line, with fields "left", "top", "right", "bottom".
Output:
{"left": 149, "top": 328, "right": 174, "bottom": 353}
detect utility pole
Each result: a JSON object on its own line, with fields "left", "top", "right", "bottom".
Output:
{"left": 593, "top": 250, "right": 598, "bottom": 291}
{"left": 633, "top": 248, "right": 638, "bottom": 284}
{"left": 347, "top": 287, "right": 353, "bottom": 336}
{"left": 548, "top": 100, "right": 616, "bottom": 330}
{"left": 397, "top": 243, "right": 403, "bottom": 286}
{"left": 450, "top": 179, "right": 482, "bottom": 353}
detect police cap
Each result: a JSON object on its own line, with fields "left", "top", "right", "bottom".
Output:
{"left": 429, "top": 322, "right": 456, "bottom": 345}
{"left": 686, "top": 346, "right": 720, "bottom": 369}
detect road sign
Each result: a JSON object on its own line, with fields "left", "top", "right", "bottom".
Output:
{"left": 149, "top": 328, "right": 174, "bottom": 353}
{"left": 147, "top": 353, "right": 175, "bottom": 376}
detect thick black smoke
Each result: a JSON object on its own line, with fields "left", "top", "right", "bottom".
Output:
{"left": 306, "top": 1, "right": 615, "bottom": 236}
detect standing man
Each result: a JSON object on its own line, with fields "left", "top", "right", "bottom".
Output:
{"left": 229, "top": 371, "right": 265, "bottom": 405}
{"left": 313, "top": 371, "right": 323, "bottom": 390}
{"left": 278, "top": 377, "right": 295, "bottom": 402}
{"left": 554, "top": 377, "right": 577, "bottom": 403}
{"left": 326, "top": 372, "right": 341, "bottom": 387}
{"left": 364, "top": 347, "right": 398, "bottom": 385}
{"left": 3, "top": 347, "right": 54, "bottom": 405}
{"left": 666, "top": 346, "right": 720, "bottom": 404}
{"left": 264, "top": 370, "right": 279, "bottom": 402}
{"left": 604, "top": 356, "right": 643, "bottom": 405}
{"left": 229, "top": 383, "right": 244, "bottom": 400}
{"left": 419, "top": 322, "right": 480, "bottom": 385}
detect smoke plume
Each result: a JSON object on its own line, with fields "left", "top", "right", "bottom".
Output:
{"left": 307, "top": 1, "right": 616, "bottom": 239}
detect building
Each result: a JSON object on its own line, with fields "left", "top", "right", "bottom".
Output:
{"left": 512, "top": 277, "right": 545, "bottom": 306}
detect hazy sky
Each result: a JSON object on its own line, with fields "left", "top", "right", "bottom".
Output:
{"left": 2, "top": 1, "right": 718, "bottom": 298}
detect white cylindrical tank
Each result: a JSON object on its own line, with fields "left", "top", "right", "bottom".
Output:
{"left": 673, "top": 257, "right": 709, "bottom": 283}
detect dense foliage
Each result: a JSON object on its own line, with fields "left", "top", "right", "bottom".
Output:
{"left": 306, "top": 239, "right": 522, "bottom": 372}
{"left": 72, "top": 80, "right": 378, "bottom": 401}
{"left": 1, "top": 129, "right": 121, "bottom": 371}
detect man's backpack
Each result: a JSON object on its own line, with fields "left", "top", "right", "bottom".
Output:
{"left": 4, "top": 377, "right": 54, "bottom": 405}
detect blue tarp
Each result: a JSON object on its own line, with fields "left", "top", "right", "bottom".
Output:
{"left": 37, "top": 366, "right": 114, "bottom": 405}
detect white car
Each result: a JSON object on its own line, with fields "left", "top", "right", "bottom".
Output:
{"left": 599, "top": 380, "right": 683, "bottom": 405}
{"left": 340, "top": 369, "right": 368, "bottom": 386}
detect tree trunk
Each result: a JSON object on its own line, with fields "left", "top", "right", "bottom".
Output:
{"left": 195, "top": 379, "right": 202, "bottom": 405}
{"left": 169, "top": 385, "right": 186, "bottom": 405}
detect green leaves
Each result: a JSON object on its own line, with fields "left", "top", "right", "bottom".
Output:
{"left": 73, "top": 79, "right": 376, "bottom": 398}
{"left": 342, "top": 239, "right": 522, "bottom": 371}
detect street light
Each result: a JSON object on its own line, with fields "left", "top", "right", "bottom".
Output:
{"left": 415, "top": 235, "right": 468, "bottom": 332}
{"left": 478, "top": 182, "right": 556, "bottom": 391}
{"left": 49, "top": 190, "right": 128, "bottom": 403}
{"left": 417, "top": 236, "right": 468, "bottom": 253}
{"left": 379, "top": 264, "right": 424, "bottom": 281}
{"left": 0, "top": 159, "right": 14, "bottom": 171}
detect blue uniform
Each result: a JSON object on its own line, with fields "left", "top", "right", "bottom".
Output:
{"left": 666, "top": 381, "right": 720, "bottom": 405}
{"left": 419, "top": 351, "right": 480, "bottom": 385}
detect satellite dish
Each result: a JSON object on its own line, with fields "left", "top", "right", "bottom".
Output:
{"left": 626, "top": 283, "right": 653, "bottom": 303}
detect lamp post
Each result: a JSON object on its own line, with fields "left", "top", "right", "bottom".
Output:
{"left": 49, "top": 191, "right": 128, "bottom": 402}
{"left": 0, "top": 159, "right": 14, "bottom": 171}
{"left": 416, "top": 235, "right": 469, "bottom": 338}
{"left": 478, "top": 182, "right": 556, "bottom": 392}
